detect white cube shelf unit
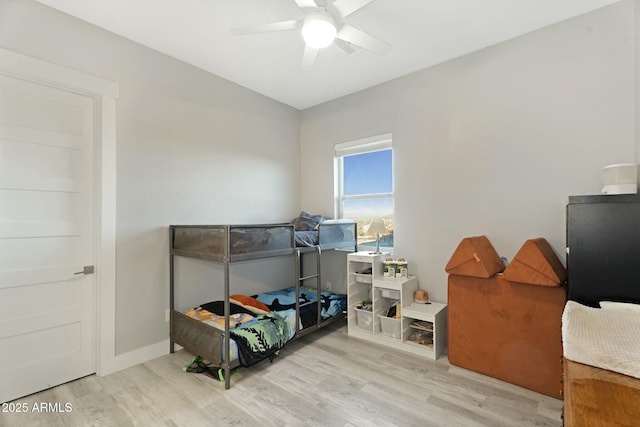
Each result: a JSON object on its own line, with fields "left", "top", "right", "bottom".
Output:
{"left": 347, "top": 251, "right": 447, "bottom": 360}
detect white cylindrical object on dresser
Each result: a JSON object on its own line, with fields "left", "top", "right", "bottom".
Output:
{"left": 602, "top": 163, "right": 637, "bottom": 195}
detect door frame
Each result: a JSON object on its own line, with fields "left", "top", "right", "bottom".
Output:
{"left": 0, "top": 47, "right": 119, "bottom": 376}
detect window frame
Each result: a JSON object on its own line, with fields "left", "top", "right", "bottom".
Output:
{"left": 334, "top": 133, "right": 394, "bottom": 249}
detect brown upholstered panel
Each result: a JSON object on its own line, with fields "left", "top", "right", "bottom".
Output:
{"left": 503, "top": 238, "right": 567, "bottom": 287}
{"left": 447, "top": 274, "right": 566, "bottom": 398}
{"left": 445, "top": 235, "right": 505, "bottom": 278}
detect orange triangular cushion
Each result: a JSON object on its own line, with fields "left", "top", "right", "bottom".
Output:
{"left": 445, "top": 235, "right": 504, "bottom": 278}
{"left": 503, "top": 238, "right": 567, "bottom": 287}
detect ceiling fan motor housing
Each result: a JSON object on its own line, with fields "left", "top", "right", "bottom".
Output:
{"left": 301, "top": 13, "right": 337, "bottom": 48}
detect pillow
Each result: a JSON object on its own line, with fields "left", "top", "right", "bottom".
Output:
{"left": 230, "top": 294, "right": 271, "bottom": 314}
{"left": 198, "top": 301, "right": 255, "bottom": 316}
{"left": 599, "top": 301, "right": 640, "bottom": 313}
{"left": 292, "top": 211, "right": 326, "bottom": 231}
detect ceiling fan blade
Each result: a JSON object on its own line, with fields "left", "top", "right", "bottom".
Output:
{"left": 336, "top": 24, "right": 391, "bottom": 55}
{"left": 331, "top": 0, "right": 375, "bottom": 18}
{"left": 294, "top": 0, "right": 319, "bottom": 9}
{"left": 333, "top": 38, "right": 359, "bottom": 55}
{"left": 301, "top": 45, "right": 319, "bottom": 71}
{"left": 231, "top": 20, "right": 301, "bottom": 35}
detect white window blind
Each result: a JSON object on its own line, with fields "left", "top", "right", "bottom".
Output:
{"left": 334, "top": 133, "right": 392, "bottom": 158}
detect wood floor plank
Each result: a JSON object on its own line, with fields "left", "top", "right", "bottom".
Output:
{"left": 1, "top": 322, "right": 562, "bottom": 427}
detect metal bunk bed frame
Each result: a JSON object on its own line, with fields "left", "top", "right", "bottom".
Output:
{"left": 169, "top": 222, "right": 357, "bottom": 389}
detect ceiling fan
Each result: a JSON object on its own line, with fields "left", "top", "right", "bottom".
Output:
{"left": 231, "top": 0, "right": 391, "bottom": 71}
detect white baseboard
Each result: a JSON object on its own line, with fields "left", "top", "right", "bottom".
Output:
{"left": 97, "top": 339, "right": 176, "bottom": 376}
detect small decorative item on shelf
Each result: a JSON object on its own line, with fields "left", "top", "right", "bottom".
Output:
{"left": 395, "top": 257, "right": 408, "bottom": 278}
{"left": 383, "top": 257, "right": 396, "bottom": 277}
{"left": 414, "top": 289, "right": 430, "bottom": 304}
{"left": 382, "top": 256, "right": 409, "bottom": 278}
{"left": 367, "top": 218, "right": 388, "bottom": 254}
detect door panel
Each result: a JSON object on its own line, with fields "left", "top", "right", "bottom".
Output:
{"left": 0, "top": 74, "right": 95, "bottom": 403}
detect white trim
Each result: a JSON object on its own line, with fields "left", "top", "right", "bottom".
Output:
{"left": 99, "top": 340, "right": 170, "bottom": 376}
{"left": 96, "top": 96, "right": 117, "bottom": 376}
{"left": 335, "top": 132, "right": 392, "bottom": 157}
{"left": 0, "top": 48, "right": 119, "bottom": 98}
{"left": 0, "top": 47, "right": 119, "bottom": 378}
{"left": 343, "top": 192, "right": 394, "bottom": 201}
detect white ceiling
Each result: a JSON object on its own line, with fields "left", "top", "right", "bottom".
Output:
{"left": 37, "top": 0, "right": 620, "bottom": 110}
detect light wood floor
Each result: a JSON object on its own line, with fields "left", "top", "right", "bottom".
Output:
{"left": 1, "top": 321, "right": 562, "bottom": 427}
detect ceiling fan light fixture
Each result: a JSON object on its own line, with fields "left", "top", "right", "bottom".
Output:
{"left": 301, "top": 14, "right": 337, "bottom": 49}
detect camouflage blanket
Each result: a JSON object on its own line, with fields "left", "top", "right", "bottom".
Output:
{"left": 229, "top": 310, "right": 294, "bottom": 366}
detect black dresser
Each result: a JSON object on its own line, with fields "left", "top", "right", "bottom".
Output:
{"left": 566, "top": 194, "right": 640, "bottom": 307}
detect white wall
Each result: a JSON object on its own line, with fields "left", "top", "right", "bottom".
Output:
{"left": 300, "top": 1, "right": 636, "bottom": 303}
{"left": 636, "top": 1, "right": 640, "bottom": 160}
{"left": 0, "top": 0, "right": 636, "bottom": 359}
{"left": 0, "top": 0, "right": 301, "bottom": 355}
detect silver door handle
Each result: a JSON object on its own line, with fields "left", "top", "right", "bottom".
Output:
{"left": 74, "top": 265, "right": 95, "bottom": 275}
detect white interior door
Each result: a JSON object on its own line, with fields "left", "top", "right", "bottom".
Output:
{"left": 0, "top": 74, "right": 96, "bottom": 403}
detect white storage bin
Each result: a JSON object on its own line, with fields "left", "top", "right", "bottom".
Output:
{"left": 380, "top": 288, "right": 400, "bottom": 299}
{"left": 355, "top": 307, "right": 373, "bottom": 329}
{"left": 354, "top": 273, "right": 373, "bottom": 284}
{"left": 378, "top": 315, "right": 401, "bottom": 339}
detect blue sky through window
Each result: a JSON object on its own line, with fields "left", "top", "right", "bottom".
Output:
{"left": 343, "top": 149, "right": 393, "bottom": 195}
{"left": 342, "top": 149, "right": 394, "bottom": 242}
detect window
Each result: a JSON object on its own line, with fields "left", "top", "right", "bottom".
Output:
{"left": 335, "top": 133, "right": 393, "bottom": 250}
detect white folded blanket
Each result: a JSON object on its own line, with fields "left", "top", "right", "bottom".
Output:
{"left": 562, "top": 300, "right": 640, "bottom": 379}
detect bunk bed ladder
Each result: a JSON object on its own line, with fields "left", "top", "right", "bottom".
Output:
{"left": 295, "top": 246, "right": 322, "bottom": 338}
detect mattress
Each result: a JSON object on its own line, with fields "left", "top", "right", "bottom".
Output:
{"left": 254, "top": 286, "right": 347, "bottom": 327}
{"left": 187, "top": 286, "right": 347, "bottom": 364}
